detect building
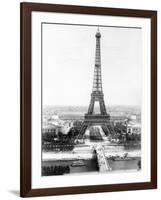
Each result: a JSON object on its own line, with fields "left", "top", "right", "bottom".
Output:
{"left": 126, "top": 115, "right": 141, "bottom": 134}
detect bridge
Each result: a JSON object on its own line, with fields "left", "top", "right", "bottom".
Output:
{"left": 94, "top": 145, "right": 111, "bottom": 172}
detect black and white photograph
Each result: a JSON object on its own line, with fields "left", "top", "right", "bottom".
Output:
{"left": 41, "top": 24, "right": 142, "bottom": 176}
{"left": 20, "top": 3, "right": 157, "bottom": 197}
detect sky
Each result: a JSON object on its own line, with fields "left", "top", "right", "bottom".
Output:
{"left": 42, "top": 23, "right": 142, "bottom": 107}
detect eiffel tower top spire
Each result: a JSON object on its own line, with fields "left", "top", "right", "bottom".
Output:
{"left": 92, "top": 28, "right": 103, "bottom": 93}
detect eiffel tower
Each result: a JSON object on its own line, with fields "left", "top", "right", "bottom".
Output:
{"left": 77, "top": 28, "right": 111, "bottom": 140}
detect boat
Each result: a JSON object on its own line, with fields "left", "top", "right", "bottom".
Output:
{"left": 112, "top": 157, "right": 135, "bottom": 161}
{"left": 109, "top": 153, "right": 135, "bottom": 161}
{"left": 71, "top": 160, "right": 86, "bottom": 167}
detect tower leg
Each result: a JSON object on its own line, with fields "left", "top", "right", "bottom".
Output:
{"left": 101, "top": 124, "right": 110, "bottom": 136}
{"left": 99, "top": 98, "right": 107, "bottom": 115}
{"left": 88, "top": 97, "right": 95, "bottom": 114}
{"left": 77, "top": 122, "right": 88, "bottom": 140}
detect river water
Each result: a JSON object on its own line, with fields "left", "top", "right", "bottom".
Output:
{"left": 42, "top": 143, "right": 141, "bottom": 176}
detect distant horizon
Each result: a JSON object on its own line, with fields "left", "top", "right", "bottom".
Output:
{"left": 43, "top": 104, "right": 141, "bottom": 108}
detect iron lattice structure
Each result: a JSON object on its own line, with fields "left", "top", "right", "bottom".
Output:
{"left": 78, "top": 28, "right": 111, "bottom": 139}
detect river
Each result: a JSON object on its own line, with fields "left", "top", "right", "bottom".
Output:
{"left": 42, "top": 143, "right": 141, "bottom": 176}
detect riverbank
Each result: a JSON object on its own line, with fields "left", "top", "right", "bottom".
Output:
{"left": 42, "top": 144, "right": 141, "bottom": 161}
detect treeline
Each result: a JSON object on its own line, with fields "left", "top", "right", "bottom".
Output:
{"left": 42, "top": 165, "right": 70, "bottom": 176}
{"left": 42, "top": 143, "right": 74, "bottom": 152}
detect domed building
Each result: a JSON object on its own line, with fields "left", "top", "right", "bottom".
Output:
{"left": 126, "top": 115, "right": 141, "bottom": 135}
